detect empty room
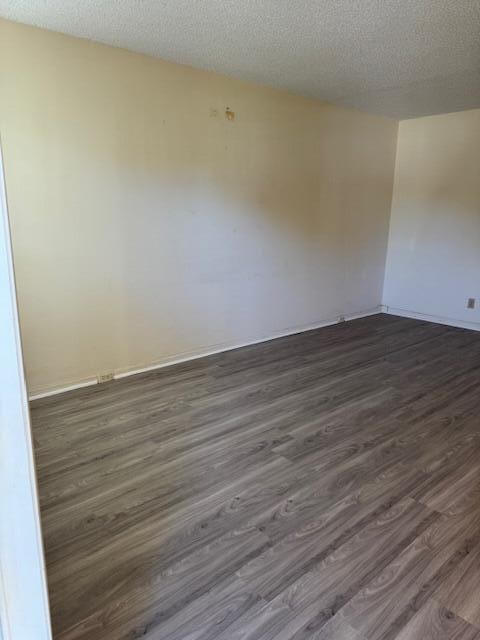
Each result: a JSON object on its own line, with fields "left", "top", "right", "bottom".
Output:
{"left": 1, "top": 1, "right": 480, "bottom": 639}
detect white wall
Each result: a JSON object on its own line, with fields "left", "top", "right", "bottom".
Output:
{"left": 0, "top": 141, "right": 51, "bottom": 639}
{"left": 0, "top": 20, "right": 398, "bottom": 396}
{"left": 383, "top": 109, "right": 480, "bottom": 330}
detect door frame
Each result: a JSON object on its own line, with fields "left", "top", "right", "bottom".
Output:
{"left": 0, "top": 137, "right": 52, "bottom": 639}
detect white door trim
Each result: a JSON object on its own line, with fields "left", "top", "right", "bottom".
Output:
{"left": 0, "top": 137, "right": 52, "bottom": 639}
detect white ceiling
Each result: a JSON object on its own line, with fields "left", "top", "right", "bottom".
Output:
{"left": 1, "top": 0, "right": 479, "bottom": 119}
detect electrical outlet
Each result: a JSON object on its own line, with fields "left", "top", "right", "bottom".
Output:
{"left": 97, "top": 372, "right": 114, "bottom": 384}
{"left": 467, "top": 298, "right": 476, "bottom": 310}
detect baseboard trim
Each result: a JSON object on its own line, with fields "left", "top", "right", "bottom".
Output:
{"left": 29, "top": 306, "right": 382, "bottom": 401}
{"left": 114, "top": 306, "right": 382, "bottom": 381}
{"left": 383, "top": 305, "right": 480, "bottom": 332}
{"left": 29, "top": 378, "right": 98, "bottom": 401}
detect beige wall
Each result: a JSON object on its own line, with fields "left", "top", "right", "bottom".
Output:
{"left": 0, "top": 19, "right": 398, "bottom": 395}
{"left": 384, "top": 109, "right": 480, "bottom": 329}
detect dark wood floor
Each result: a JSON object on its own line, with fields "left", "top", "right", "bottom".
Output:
{"left": 30, "top": 314, "right": 480, "bottom": 640}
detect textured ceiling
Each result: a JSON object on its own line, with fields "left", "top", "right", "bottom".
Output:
{"left": 1, "top": 0, "right": 479, "bottom": 119}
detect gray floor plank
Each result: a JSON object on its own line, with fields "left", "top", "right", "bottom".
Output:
{"left": 30, "top": 314, "right": 480, "bottom": 639}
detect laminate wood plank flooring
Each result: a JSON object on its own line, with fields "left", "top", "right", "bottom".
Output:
{"left": 30, "top": 314, "right": 480, "bottom": 640}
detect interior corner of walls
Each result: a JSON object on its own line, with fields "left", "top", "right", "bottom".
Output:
{"left": 380, "top": 122, "right": 401, "bottom": 308}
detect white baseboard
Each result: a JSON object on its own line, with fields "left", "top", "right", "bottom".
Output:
{"left": 29, "top": 305, "right": 382, "bottom": 401}
{"left": 114, "top": 306, "right": 382, "bottom": 380}
{"left": 383, "top": 305, "right": 480, "bottom": 332}
{"left": 29, "top": 378, "right": 98, "bottom": 401}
